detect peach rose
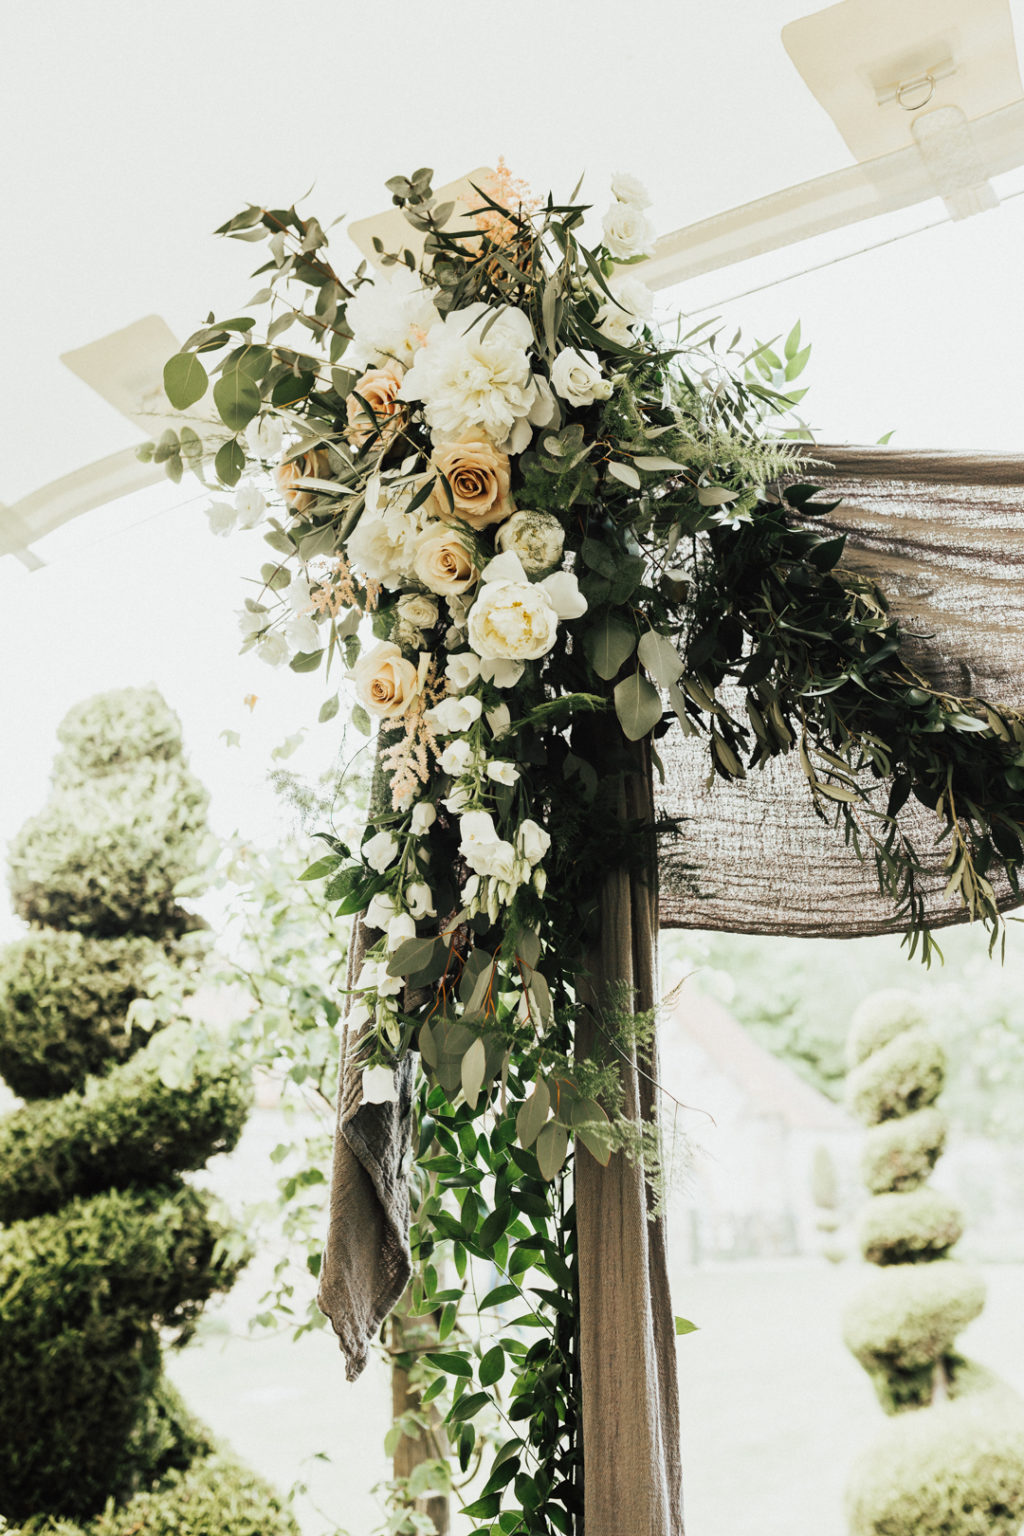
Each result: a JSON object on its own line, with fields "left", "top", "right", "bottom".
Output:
{"left": 352, "top": 641, "right": 423, "bottom": 719}
{"left": 413, "top": 526, "right": 480, "bottom": 596}
{"left": 428, "top": 437, "right": 514, "bottom": 529}
{"left": 275, "top": 448, "right": 331, "bottom": 514}
{"left": 347, "top": 363, "right": 405, "bottom": 448}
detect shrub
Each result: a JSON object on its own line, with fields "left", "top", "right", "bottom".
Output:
{"left": 0, "top": 932, "right": 167, "bottom": 1100}
{"left": 843, "top": 1261, "right": 985, "bottom": 1385}
{"left": 847, "top": 1028, "right": 945, "bottom": 1125}
{"left": 0, "top": 1027, "right": 250, "bottom": 1223}
{"left": 847, "top": 989, "right": 929, "bottom": 1069}
{"left": 847, "top": 1390, "right": 1024, "bottom": 1536}
{"left": 862, "top": 1108, "right": 947, "bottom": 1195}
{"left": 50, "top": 687, "right": 187, "bottom": 781}
{"left": 858, "top": 1188, "right": 964, "bottom": 1266}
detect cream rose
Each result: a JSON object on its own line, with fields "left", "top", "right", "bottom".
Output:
{"left": 397, "top": 593, "right": 439, "bottom": 630}
{"left": 347, "top": 363, "right": 405, "bottom": 448}
{"left": 275, "top": 448, "right": 331, "bottom": 513}
{"left": 429, "top": 437, "right": 514, "bottom": 529}
{"left": 352, "top": 641, "right": 423, "bottom": 719}
{"left": 495, "top": 510, "right": 565, "bottom": 575}
{"left": 551, "top": 348, "right": 613, "bottom": 409}
{"left": 413, "top": 526, "right": 480, "bottom": 596}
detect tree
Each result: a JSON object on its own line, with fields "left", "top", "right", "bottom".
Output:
{"left": 842, "top": 988, "right": 1024, "bottom": 1535}
{"left": 0, "top": 687, "right": 295, "bottom": 1533}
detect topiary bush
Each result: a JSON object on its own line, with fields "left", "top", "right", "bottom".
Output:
{"left": 843, "top": 989, "right": 1024, "bottom": 1534}
{"left": 0, "top": 687, "right": 295, "bottom": 1534}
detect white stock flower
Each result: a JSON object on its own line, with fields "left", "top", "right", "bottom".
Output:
{"left": 459, "top": 810, "right": 517, "bottom": 883}
{"left": 445, "top": 652, "right": 482, "bottom": 692}
{"left": 361, "top": 1064, "right": 399, "bottom": 1104}
{"left": 206, "top": 500, "right": 236, "bottom": 536}
{"left": 495, "top": 510, "right": 565, "bottom": 575}
{"left": 363, "top": 830, "right": 400, "bottom": 872}
{"left": 235, "top": 484, "right": 266, "bottom": 529}
{"left": 610, "top": 171, "right": 652, "bottom": 209}
{"left": 397, "top": 593, "right": 439, "bottom": 630}
{"left": 427, "top": 694, "right": 483, "bottom": 734}
{"left": 550, "top": 348, "right": 613, "bottom": 408}
{"left": 387, "top": 913, "right": 417, "bottom": 952}
{"left": 285, "top": 615, "right": 320, "bottom": 654}
{"left": 410, "top": 801, "right": 437, "bottom": 834}
{"left": 440, "top": 738, "right": 475, "bottom": 776}
{"left": 406, "top": 882, "right": 436, "bottom": 919}
{"left": 256, "top": 632, "right": 289, "bottom": 667}
{"left": 398, "top": 302, "right": 556, "bottom": 453}
{"left": 486, "top": 761, "right": 519, "bottom": 786}
{"left": 365, "top": 891, "right": 399, "bottom": 931}
{"left": 346, "top": 267, "right": 437, "bottom": 369}
{"left": 602, "top": 202, "right": 655, "bottom": 261}
{"left": 517, "top": 819, "right": 551, "bottom": 865}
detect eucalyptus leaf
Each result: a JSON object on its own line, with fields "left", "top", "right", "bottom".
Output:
{"left": 163, "top": 353, "right": 208, "bottom": 410}
{"left": 584, "top": 614, "right": 636, "bottom": 681}
{"left": 461, "top": 1037, "right": 487, "bottom": 1110}
{"left": 637, "top": 630, "right": 684, "bottom": 687}
{"left": 613, "top": 672, "right": 662, "bottom": 741}
{"left": 213, "top": 369, "right": 261, "bottom": 431}
{"left": 536, "top": 1122, "right": 569, "bottom": 1182}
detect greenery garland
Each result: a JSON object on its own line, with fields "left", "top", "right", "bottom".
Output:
{"left": 150, "top": 164, "right": 1024, "bottom": 1533}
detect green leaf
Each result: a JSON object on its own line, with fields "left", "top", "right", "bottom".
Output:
{"left": 613, "top": 672, "right": 662, "bottom": 741}
{"left": 461, "top": 1037, "right": 487, "bottom": 1110}
{"left": 213, "top": 368, "right": 261, "bottom": 431}
{"left": 351, "top": 704, "right": 372, "bottom": 736}
{"left": 535, "top": 1121, "right": 569, "bottom": 1182}
{"left": 163, "top": 352, "right": 208, "bottom": 410}
{"left": 516, "top": 1079, "right": 550, "bottom": 1149}
{"left": 675, "top": 1316, "right": 700, "bottom": 1336}
{"left": 214, "top": 438, "right": 245, "bottom": 487}
{"left": 479, "top": 1282, "right": 519, "bottom": 1309}
{"left": 479, "top": 1345, "right": 505, "bottom": 1387}
{"left": 299, "top": 857, "right": 337, "bottom": 882}
{"left": 584, "top": 614, "right": 637, "bottom": 681}
{"left": 637, "top": 630, "right": 684, "bottom": 687}
{"left": 387, "top": 936, "right": 445, "bottom": 979}
{"left": 319, "top": 694, "right": 340, "bottom": 723}
{"left": 606, "top": 459, "right": 641, "bottom": 490}
{"left": 424, "top": 1352, "right": 473, "bottom": 1378}
{"left": 448, "top": 1391, "right": 491, "bottom": 1424}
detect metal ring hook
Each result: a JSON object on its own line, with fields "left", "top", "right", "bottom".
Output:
{"left": 897, "top": 74, "right": 936, "bottom": 112}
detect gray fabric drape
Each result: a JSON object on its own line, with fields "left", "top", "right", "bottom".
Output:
{"left": 658, "top": 445, "right": 1024, "bottom": 936}
{"left": 575, "top": 752, "right": 683, "bottom": 1536}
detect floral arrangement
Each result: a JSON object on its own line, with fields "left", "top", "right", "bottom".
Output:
{"left": 150, "top": 162, "right": 1024, "bottom": 1533}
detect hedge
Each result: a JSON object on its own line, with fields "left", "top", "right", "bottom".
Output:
{"left": 847, "top": 989, "right": 929, "bottom": 1069}
{"left": 862, "top": 1108, "right": 947, "bottom": 1196}
{"left": 858, "top": 1188, "right": 964, "bottom": 1267}
{"left": 847, "top": 1028, "right": 946, "bottom": 1126}
{"left": 843, "top": 1262, "right": 986, "bottom": 1412}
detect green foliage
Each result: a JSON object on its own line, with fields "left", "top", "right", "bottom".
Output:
{"left": 0, "top": 931, "right": 170, "bottom": 1099}
{"left": 0, "top": 1184, "right": 245, "bottom": 1518}
{"left": 862, "top": 1109, "right": 947, "bottom": 1195}
{"left": 12, "top": 1451, "right": 298, "bottom": 1536}
{"left": 847, "top": 1390, "right": 1024, "bottom": 1535}
{"left": 848, "top": 989, "right": 929, "bottom": 1068}
{"left": 50, "top": 688, "right": 187, "bottom": 782}
{"left": 858, "top": 1188, "right": 964, "bottom": 1266}
{"left": 847, "top": 1029, "right": 946, "bottom": 1126}
{"left": 843, "top": 1262, "right": 986, "bottom": 1409}
{"left": 0, "top": 1026, "right": 249, "bottom": 1223}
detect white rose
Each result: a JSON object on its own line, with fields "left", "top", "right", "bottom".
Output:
{"left": 495, "top": 510, "right": 565, "bottom": 575}
{"left": 406, "top": 882, "right": 436, "bottom": 919}
{"left": 398, "top": 301, "right": 555, "bottom": 453}
{"left": 361, "top": 1064, "right": 399, "bottom": 1104}
{"left": 285, "top": 615, "right": 320, "bottom": 654}
{"left": 246, "top": 414, "right": 285, "bottom": 460}
{"left": 517, "top": 819, "right": 551, "bottom": 866}
{"left": 410, "top": 802, "right": 437, "bottom": 834}
{"left": 346, "top": 266, "right": 437, "bottom": 370}
{"left": 387, "top": 913, "right": 417, "bottom": 952}
{"left": 551, "top": 348, "right": 613, "bottom": 408}
{"left": 610, "top": 171, "right": 652, "bottom": 209}
{"left": 427, "top": 695, "right": 484, "bottom": 735}
{"left": 486, "top": 761, "right": 519, "bottom": 786}
{"left": 397, "top": 593, "right": 439, "bottom": 630}
{"left": 256, "top": 631, "right": 290, "bottom": 667}
{"left": 441, "top": 739, "right": 475, "bottom": 776}
{"left": 609, "top": 273, "right": 654, "bottom": 320}
{"left": 206, "top": 500, "right": 236, "bottom": 536}
{"left": 365, "top": 891, "right": 399, "bottom": 931}
{"left": 594, "top": 303, "right": 637, "bottom": 347}
{"left": 446, "top": 652, "right": 482, "bottom": 692}
{"left": 602, "top": 202, "right": 656, "bottom": 261}
{"left": 235, "top": 484, "right": 267, "bottom": 529}
{"left": 363, "top": 830, "right": 399, "bottom": 872}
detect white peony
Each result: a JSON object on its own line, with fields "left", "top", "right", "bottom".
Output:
{"left": 361, "top": 1063, "right": 399, "bottom": 1104}
{"left": 398, "top": 302, "right": 556, "bottom": 454}
{"left": 602, "top": 202, "right": 656, "bottom": 261}
{"left": 459, "top": 810, "right": 518, "bottom": 883}
{"left": 427, "top": 694, "right": 483, "bottom": 735}
{"left": 410, "top": 801, "right": 437, "bottom": 834}
{"left": 551, "top": 348, "right": 613, "bottom": 408}
{"left": 363, "top": 830, "right": 400, "bottom": 873}
{"left": 347, "top": 476, "right": 431, "bottom": 590}
{"left": 610, "top": 171, "right": 652, "bottom": 209}
{"left": 466, "top": 551, "right": 588, "bottom": 663}
{"left": 495, "top": 510, "right": 565, "bottom": 575}
{"left": 517, "top": 819, "right": 551, "bottom": 865}
{"left": 346, "top": 267, "right": 437, "bottom": 370}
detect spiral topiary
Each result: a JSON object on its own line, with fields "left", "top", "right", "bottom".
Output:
{"left": 843, "top": 988, "right": 1024, "bottom": 1535}
{"left": 0, "top": 687, "right": 295, "bottom": 1533}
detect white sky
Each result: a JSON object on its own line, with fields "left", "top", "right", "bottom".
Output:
{"left": 3, "top": 0, "right": 1024, "bottom": 939}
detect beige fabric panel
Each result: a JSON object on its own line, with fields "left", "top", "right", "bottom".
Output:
{"left": 658, "top": 446, "right": 1024, "bottom": 936}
